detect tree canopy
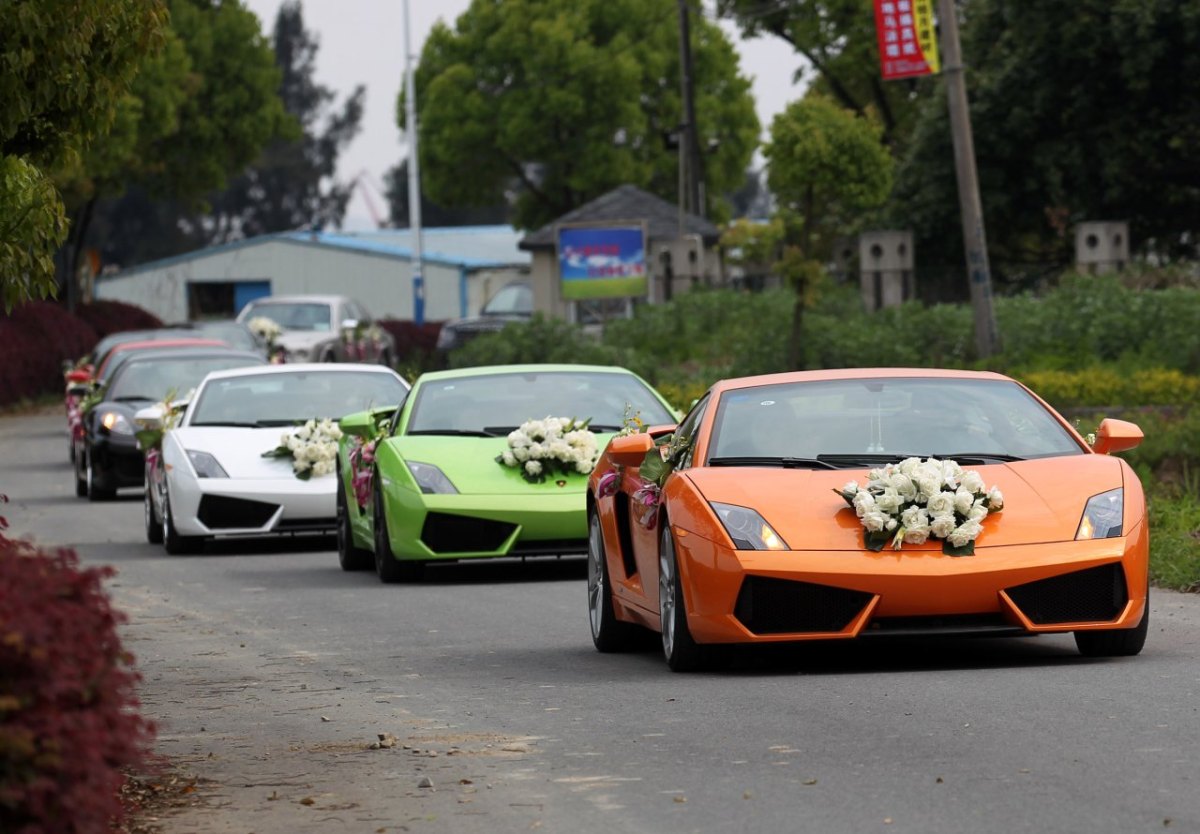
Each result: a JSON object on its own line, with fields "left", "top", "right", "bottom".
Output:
{"left": 0, "top": 0, "right": 167, "bottom": 309}
{"left": 406, "top": 0, "right": 760, "bottom": 230}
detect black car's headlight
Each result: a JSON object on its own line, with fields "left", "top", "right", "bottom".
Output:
{"left": 1076, "top": 488, "right": 1123, "bottom": 539}
{"left": 187, "top": 450, "right": 229, "bottom": 479}
{"left": 406, "top": 460, "right": 458, "bottom": 494}
{"left": 711, "top": 502, "right": 789, "bottom": 551}
{"left": 99, "top": 410, "right": 134, "bottom": 435}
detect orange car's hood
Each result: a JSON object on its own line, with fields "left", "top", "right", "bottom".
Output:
{"left": 683, "top": 455, "right": 1125, "bottom": 551}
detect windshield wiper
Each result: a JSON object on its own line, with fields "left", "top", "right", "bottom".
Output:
{"left": 113, "top": 395, "right": 153, "bottom": 402}
{"left": 708, "top": 456, "right": 841, "bottom": 470}
{"left": 939, "top": 452, "right": 1025, "bottom": 462}
{"left": 585, "top": 424, "right": 623, "bottom": 432}
{"left": 816, "top": 452, "right": 1022, "bottom": 466}
{"left": 407, "top": 429, "right": 501, "bottom": 438}
{"left": 190, "top": 420, "right": 262, "bottom": 428}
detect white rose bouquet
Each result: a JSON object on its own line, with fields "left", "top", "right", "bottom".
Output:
{"left": 262, "top": 418, "right": 344, "bottom": 479}
{"left": 834, "top": 457, "right": 1004, "bottom": 555}
{"left": 497, "top": 416, "right": 598, "bottom": 483}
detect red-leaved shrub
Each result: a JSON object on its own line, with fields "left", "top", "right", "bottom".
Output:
{"left": 74, "top": 301, "right": 162, "bottom": 340}
{"left": 0, "top": 303, "right": 98, "bottom": 407}
{"left": 0, "top": 534, "right": 153, "bottom": 834}
{"left": 379, "top": 320, "right": 445, "bottom": 375}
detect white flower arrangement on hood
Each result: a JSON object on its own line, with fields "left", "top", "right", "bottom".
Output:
{"left": 497, "top": 416, "right": 598, "bottom": 483}
{"left": 262, "top": 418, "right": 344, "bottom": 479}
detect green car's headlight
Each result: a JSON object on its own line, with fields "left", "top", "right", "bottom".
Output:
{"left": 187, "top": 450, "right": 229, "bottom": 479}
{"left": 406, "top": 460, "right": 458, "bottom": 494}
{"left": 1076, "top": 488, "right": 1123, "bottom": 540}
{"left": 711, "top": 502, "right": 789, "bottom": 551}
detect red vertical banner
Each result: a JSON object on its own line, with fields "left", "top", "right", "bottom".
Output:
{"left": 874, "top": 0, "right": 941, "bottom": 80}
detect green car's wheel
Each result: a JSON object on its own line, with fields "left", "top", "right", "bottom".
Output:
{"left": 659, "top": 520, "right": 707, "bottom": 672}
{"left": 373, "top": 474, "right": 424, "bottom": 583}
{"left": 336, "top": 469, "right": 372, "bottom": 571}
{"left": 1075, "top": 591, "right": 1150, "bottom": 657}
{"left": 588, "top": 511, "right": 639, "bottom": 652}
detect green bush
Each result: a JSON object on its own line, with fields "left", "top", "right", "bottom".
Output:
{"left": 449, "top": 314, "right": 646, "bottom": 375}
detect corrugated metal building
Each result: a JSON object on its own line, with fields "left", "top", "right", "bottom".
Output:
{"left": 95, "top": 226, "right": 530, "bottom": 322}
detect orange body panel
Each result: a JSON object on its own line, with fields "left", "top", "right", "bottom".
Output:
{"left": 589, "top": 368, "right": 1149, "bottom": 647}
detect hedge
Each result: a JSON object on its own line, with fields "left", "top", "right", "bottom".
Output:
{"left": 0, "top": 532, "right": 153, "bottom": 833}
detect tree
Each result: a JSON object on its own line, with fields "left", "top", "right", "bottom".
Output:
{"left": 765, "top": 96, "right": 893, "bottom": 367}
{"left": 717, "top": 0, "right": 929, "bottom": 151}
{"left": 0, "top": 0, "right": 167, "bottom": 309}
{"left": 383, "top": 160, "right": 510, "bottom": 228}
{"left": 202, "top": 0, "right": 365, "bottom": 241}
{"left": 405, "top": 0, "right": 760, "bottom": 230}
{"left": 893, "top": 0, "right": 1200, "bottom": 290}
{"left": 66, "top": 0, "right": 291, "bottom": 271}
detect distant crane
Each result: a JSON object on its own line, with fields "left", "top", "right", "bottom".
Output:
{"left": 349, "top": 170, "right": 391, "bottom": 229}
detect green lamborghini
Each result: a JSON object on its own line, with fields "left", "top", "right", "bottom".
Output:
{"left": 336, "top": 364, "right": 676, "bottom": 583}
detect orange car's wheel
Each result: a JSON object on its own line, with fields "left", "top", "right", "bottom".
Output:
{"left": 659, "top": 522, "right": 706, "bottom": 672}
{"left": 587, "top": 511, "right": 639, "bottom": 652}
{"left": 1074, "top": 592, "right": 1149, "bottom": 657}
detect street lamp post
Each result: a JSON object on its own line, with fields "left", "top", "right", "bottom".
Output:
{"left": 403, "top": 0, "right": 425, "bottom": 325}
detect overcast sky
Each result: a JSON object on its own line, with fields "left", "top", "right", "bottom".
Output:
{"left": 241, "top": 0, "right": 807, "bottom": 229}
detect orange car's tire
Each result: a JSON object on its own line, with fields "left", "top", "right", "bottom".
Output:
{"left": 1074, "top": 593, "right": 1149, "bottom": 657}
{"left": 587, "top": 511, "right": 640, "bottom": 652}
{"left": 659, "top": 522, "right": 707, "bottom": 672}
{"left": 336, "top": 470, "right": 372, "bottom": 572}
{"left": 373, "top": 475, "right": 423, "bottom": 584}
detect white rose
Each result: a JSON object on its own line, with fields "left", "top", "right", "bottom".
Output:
{"left": 293, "top": 457, "right": 312, "bottom": 473}
{"left": 953, "top": 488, "right": 975, "bottom": 516}
{"left": 917, "top": 476, "right": 941, "bottom": 501}
{"left": 861, "top": 509, "right": 888, "bottom": 532}
{"left": 930, "top": 513, "right": 957, "bottom": 538}
{"left": 528, "top": 442, "right": 545, "bottom": 459}
{"left": 903, "top": 528, "right": 930, "bottom": 545}
{"left": 961, "top": 470, "right": 986, "bottom": 495}
{"left": 986, "top": 486, "right": 1004, "bottom": 512}
{"left": 502, "top": 450, "right": 517, "bottom": 467}
{"left": 885, "top": 518, "right": 898, "bottom": 531}
{"left": 575, "top": 460, "right": 594, "bottom": 475}
{"left": 897, "top": 457, "right": 922, "bottom": 476}
{"left": 312, "top": 459, "right": 334, "bottom": 477}
{"left": 853, "top": 490, "right": 877, "bottom": 517}
{"left": 890, "top": 474, "right": 918, "bottom": 502}
{"left": 926, "top": 491, "right": 956, "bottom": 516}
{"left": 525, "top": 460, "right": 543, "bottom": 476}
{"left": 876, "top": 488, "right": 902, "bottom": 515}
{"left": 841, "top": 481, "right": 859, "bottom": 497}
{"left": 968, "top": 499, "right": 989, "bottom": 521}
{"left": 900, "top": 506, "right": 930, "bottom": 530}
{"left": 947, "top": 519, "right": 983, "bottom": 548}
{"left": 513, "top": 446, "right": 529, "bottom": 462}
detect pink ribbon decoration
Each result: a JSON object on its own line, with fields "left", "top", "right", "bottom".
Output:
{"left": 348, "top": 437, "right": 378, "bottom": 509}
{"left": 631, "top": 481, "right": 662, "bottom": 530}
{"left": 596, "top": 470, "right": 621, "bottom": 498}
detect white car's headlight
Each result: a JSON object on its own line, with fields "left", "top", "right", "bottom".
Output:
{"left": 187, "top": 450, "right": 229, "bottom": 479}
{"left": 406, "top": 460, "right": 458, "bottom": 494}
{"left": 1076, "top": 488, "right": 1123, "bottom": 539}
{"left": 711, "top": 502, "right": 789, "bottom": 551}
{"left": 99, "top": 410, "right": 134, "bottom": 435}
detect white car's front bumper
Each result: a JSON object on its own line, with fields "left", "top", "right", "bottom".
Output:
{"left": 167, "top": 471, "right": 336, "bottom": 537}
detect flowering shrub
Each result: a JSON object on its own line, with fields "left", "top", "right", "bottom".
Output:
{"left": 378, "top": 320, "right": 444, "bottom": 374}
{"left": 497, "top": 417, "right": 599, "bottom": 483}
{"left": 74, "top": 300, "right": 161, "bottom": 339}
{"left": 262, "top": 418, "right": 343, "bottom": 478}
{"left": 0, "top": 536, "right": 153, "bottom": 833}
{"left": 835, "top": 457, "right": 1004, "bottom": 555}
{"left": 0, "top": 302, "right": 98, "bottom": 407}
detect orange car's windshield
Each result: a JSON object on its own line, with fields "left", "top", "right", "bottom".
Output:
{"left": 707, "top": 378, "right": 1083, "bottom": 463}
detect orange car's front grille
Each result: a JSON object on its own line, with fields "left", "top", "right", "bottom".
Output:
{"left": 1005, "top": 562, "right": 1127, "bottom": 625}
{"left": 734, "top": 576, "right": 872, "bottom": 635}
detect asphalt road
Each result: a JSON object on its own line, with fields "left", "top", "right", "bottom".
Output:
{"left": 4, "top": 408, "right": 1199, "bottom": 834}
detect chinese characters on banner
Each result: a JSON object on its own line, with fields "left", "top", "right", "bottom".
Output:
{"left": 556, "top": 226, "right": 648, "bottom": 300}
{"left": 874, "top": 0, "right": 940, "bottom": 80}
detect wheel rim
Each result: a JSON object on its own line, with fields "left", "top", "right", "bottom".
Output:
{"left": 86, "top": 455, "right": 94, "bottom": 493}
{"left": 587, "top": 516, "right": 604, "bottom": 639}
{"left": 144, "top": 487, "right": 153, "bottom": 531}
{"left": 336, "top": 487, "right": 348, "bottom": 556}
{"left": 659, "top": 532, "right": 676, "bottom": 659}
{"left": 161, "top": 492, "right": 171, "bottom": 542}
{"left": 373, "top": 485, "right": 387, "bottom": 573}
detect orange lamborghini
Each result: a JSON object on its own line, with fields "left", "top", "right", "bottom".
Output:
{"left": 586, "top": 369, "right": 1148, "bottom": 671}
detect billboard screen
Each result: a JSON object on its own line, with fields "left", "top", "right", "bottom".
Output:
{"left": 557, "top": 225, "right": 647, "bottom": 300}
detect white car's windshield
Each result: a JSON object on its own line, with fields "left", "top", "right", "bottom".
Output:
{"left": 242, "top": 302, "right": 332, "bottom": 332}
{"left": 189, "top": 371, "right": 407, "bottom": 427}
{"left": 406, "top": 371, "right": 673, "bottom": 435}
{"left": 707, "top": 378, "right": 1083, "bottom": 463}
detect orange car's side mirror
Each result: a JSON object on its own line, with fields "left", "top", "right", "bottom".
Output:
{"left": 608, "top": 432, "right": 655, "bottom": 467}
{"left": 1091, "top": 418, "right": 1143, "bottom": 455}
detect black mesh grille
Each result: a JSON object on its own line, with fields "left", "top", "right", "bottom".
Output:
{"left": 734, "top": 576, "right": 873, "bottom": 635}
{"left": 863, "top": 613, "right": 1023, "bottom": 638}
{"left": 421, "top": 512, "right": 516, "bottom": 554}
{"left": 1006, "top": 563, "right": 1127, "bottom": 625}
{"left": 614, "top": 493, "right": 637, "bottom": 578}
{"left": 198, "top": 494, "right": 278, "bottom": 529}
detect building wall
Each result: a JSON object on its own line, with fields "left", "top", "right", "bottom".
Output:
{"left": 95, "top": 239, "right": 522, "bottom": 323}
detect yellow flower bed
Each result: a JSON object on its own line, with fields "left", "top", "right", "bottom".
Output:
{"left": 1018, "top": 367, "right": 1200, "bottom": 409}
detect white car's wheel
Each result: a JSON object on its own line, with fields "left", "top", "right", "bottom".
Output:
{"left": 162, "top": 487, "right": 201, "bottom": 555}
{"left": 144, "top": 477, "right": 163, "bottom": 544}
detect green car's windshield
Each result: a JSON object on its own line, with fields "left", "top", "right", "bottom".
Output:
{"left": 189, "top": 370, "right": 407, "bottom": 426}
{"left": 107, "top": 355, "right": 263, "bottom": 403}
{"left": 708, "top": 378, "right": 1084, "bottom": 463}
{"left": 406, "top": 371, "right": 673, "bottom": 434}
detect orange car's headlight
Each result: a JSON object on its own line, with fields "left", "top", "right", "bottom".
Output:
{"left": 1076, "top": 488, "right": 1123, "bottom": 540}
{"left": 711, "top": 502, "right": 789, "bottom": 551}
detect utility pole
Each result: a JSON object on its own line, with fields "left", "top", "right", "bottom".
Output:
{"left": 937, "top": 0, "right": 998, "bottom": 357}
{"left": 676, "top": 0, "right": 704, "bottom": 218}
{"left": 402, "top": 0, "right": 425, "bottom": 325}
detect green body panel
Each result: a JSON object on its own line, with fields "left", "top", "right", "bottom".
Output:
{"left": 339, "top": 364, "right": 677, "bottom": 564}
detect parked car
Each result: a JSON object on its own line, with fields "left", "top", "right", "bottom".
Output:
{"left": 435, "top": 281, "right": 533, "bottom": 353}
{"left": 167, "top": 319, "right": 266, "bottom": 356}
{"left": 586, "top": 368, "right": 1150, "bottom": 671}
{"left": 335, "top": 363, "right": 676, "bottom": 583}
{"left": 74, "top": 347, "right": 267, "bottom": 500}
{"left": 143, "top": 364, "right": 410, "bottom": 553}
{"left": 235, "top": 295, "right": 396, "bottom": 365}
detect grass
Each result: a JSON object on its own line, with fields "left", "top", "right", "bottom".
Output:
{"left": 1148, "top": 491, "right": 1200, "bottom": 592}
